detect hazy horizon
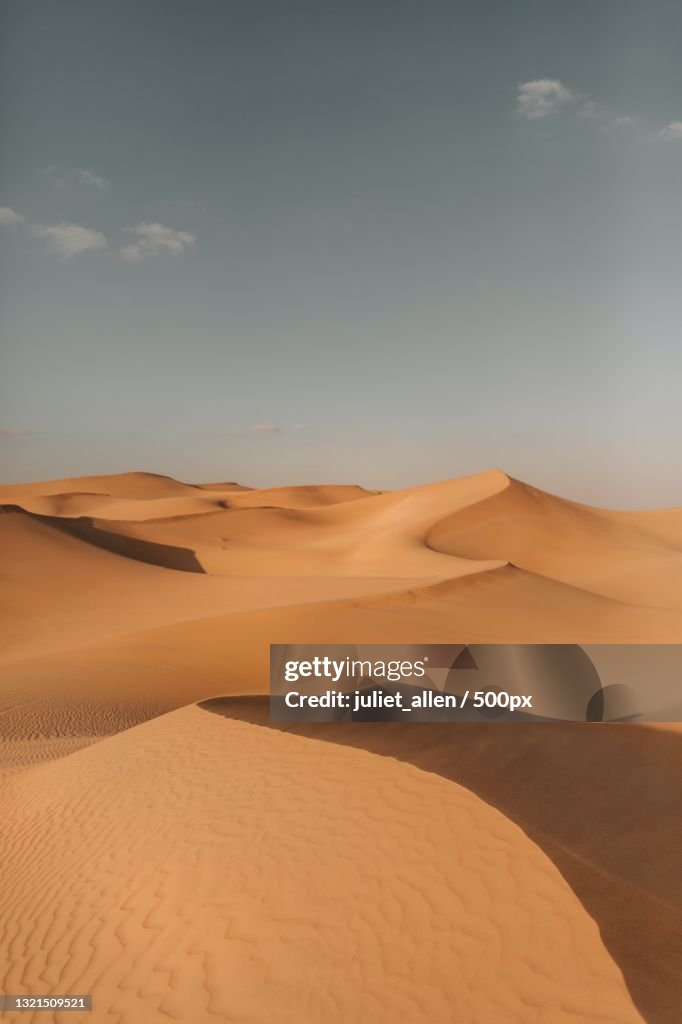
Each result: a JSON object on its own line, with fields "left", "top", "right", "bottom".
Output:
{"left": 2, "top": 0, "right": 682, "bottom": 508}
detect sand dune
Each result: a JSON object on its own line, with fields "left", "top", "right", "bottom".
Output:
{"left": 0, "top": 508, "right": 416, "bottom": 666}
{"left": 6, "top": 563, "right": 682, "bottom": 756}
{"left": 428, "top": 477, "right": 682, "bottom": 608}
{"left": 3, "top": 466, "right": 682, "bottom": 741}
{"left": 220, "top": 482, "right": 380, "bottom": 507}
{"left": 193, "top": 480, "right": 252, "bottom": 492}
{"left": 0, "top": 705, "right": 644, "bottom": 1024}
{"left": 27, "top": 469, "right": 510, "bottom": 577}
{"left": 0, "top": 470, "right": 204, "bottom": 501}
{"left": 12, "top": 483, "right": 376, "bottom": 520}
{"left": 2, "top": 466, "right": 681, "bottom": 1022}
{"left": 16, "top": 492, "right": 229, "bottom": 521}
{"left": 82, "top": 505, "right": 505, "bottom": 577}
{"left": 205, "top": 697, "right": 682, "bottom": 1024}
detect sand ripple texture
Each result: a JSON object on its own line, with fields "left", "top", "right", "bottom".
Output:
{"left": 0, "top": 706, "right": 643, "bottom": 1024}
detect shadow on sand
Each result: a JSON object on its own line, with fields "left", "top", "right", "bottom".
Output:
{"left": 33, "top": 511, "right": 206, "bottom": 573}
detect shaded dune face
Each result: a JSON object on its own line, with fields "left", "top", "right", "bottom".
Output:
{"left": 205, "top": 697, "right": 682, "bottom": 1024}
{"left": 2, "top": 468, "right": 682, "bottom": 1023}
{"left": 36, "top": 511, "right": 207, "bottom": 573}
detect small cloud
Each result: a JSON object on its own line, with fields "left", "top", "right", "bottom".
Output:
{"left": 248, "top": 423, "right": 283, "bottom": 434}
{"left": 611, "top": 115, "right": 633, "bottom": 128}
{"left": 0, "top": 206, "right": 24, "bottom": 225}
{"left": 32, "top": 222, "right": 108, "bottom": 258}
{"left": 517, "top": 79, "right": 573, "bottom": 120}
{"left": 292, "top": 423, "right": 306, "bottom": 432}
{"left": 120, "top": 222, "right": 195, "bottom": 261}
{"left": 72, "top": 167, "right": 110, "bottom": 190}
{"left": 657, "top": 121, "right": 682, "bottom": 142}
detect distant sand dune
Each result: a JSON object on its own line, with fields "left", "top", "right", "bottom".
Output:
{"left": 0, "top": 507, "right": 421, "bottom": 664}
{"left": 221, "top": 482, "right": 380, "bottom": 507}
{"left": 428, "top": 477, "right": 682, "bottom": 608}
{"left": 3, "top": 469, "right": 682, "bottom": 740}
{"left": 16, "top": 492, "right": 229, "bottom": 520}
{"left": 193, "top": 480, "right": 252, "bottom": 492}
{"left": 0, "top": 470, "right": 203, "bottom": 500}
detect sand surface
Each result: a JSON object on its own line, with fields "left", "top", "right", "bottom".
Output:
{"left": 1, "top": 468, "right": 681, "bottom": 1022}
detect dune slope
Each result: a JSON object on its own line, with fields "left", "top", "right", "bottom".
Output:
{"left": 0, "top": 705, "right": 644, "bottom": 1024}
{"left": 206, "top": 697, "right": 682, "bottom": 1024}
{"left": 428, "top": 476, "right": 682, "bottom": 608}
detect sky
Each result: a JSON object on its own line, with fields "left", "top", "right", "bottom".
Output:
{"left": 1, "top": 0, "right": 682, "bottom": 507}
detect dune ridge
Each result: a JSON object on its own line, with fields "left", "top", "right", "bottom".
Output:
{"left": 202, "top": 697, "right": 682, "bottom": 1024}
{"left": 427, "top": 476, "right": 682, "bottom": 608}
{"left": 1, "top": 705, "right": 646, "bottom": 1024}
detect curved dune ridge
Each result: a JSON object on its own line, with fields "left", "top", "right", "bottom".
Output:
{"left": 1, "top": 706, "right": 645, "bottom": 1024}
{"left": 1, "top": 467, "right": 682, "bottom": 1022}
{"left": 204, "top": 697, "right": 682, "bottom": 1024}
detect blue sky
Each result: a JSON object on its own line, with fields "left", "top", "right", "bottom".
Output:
{"left": 1, "top": 0, "right": 682, "bottom": 505}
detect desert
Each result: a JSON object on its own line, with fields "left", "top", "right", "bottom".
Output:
{"left": 1, "top": 467, "right": 681, "bottom": 1023}
{"left": 5, "top": 4, "right": 682, "bottom": 1021}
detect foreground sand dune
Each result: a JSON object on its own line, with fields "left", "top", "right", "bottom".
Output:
{"left": 1, "top": 467, "right": 681, "bottom": 1022}
{"left": 1, "top": 705, "right": 645, "bottom": 1024}
{"left": 208, "top": 698, "right": 681, "bottom": 1024}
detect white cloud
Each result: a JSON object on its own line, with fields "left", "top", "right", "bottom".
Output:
{"left": 517, "top": 79, "right": 573, "bottom": 119}
{"left": 0, "top": 206, "right": 24, "bottom": 225}
{"left": 120, "top": 222, "right": 195, "bottom": 261}
{"left": 72, "top": 167, "right": 110, "bottom": 190}
{"left": 657, "top": 121, "right": 682, "bottom": 142}
{"left": 248, "top": 423, "right": 282, "bottom": 434}
{"left": 612, "top": 115, "right": 633, "bottom": 128}
{"left": 32, "top": 222, "right": 108, "bottom": 258}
